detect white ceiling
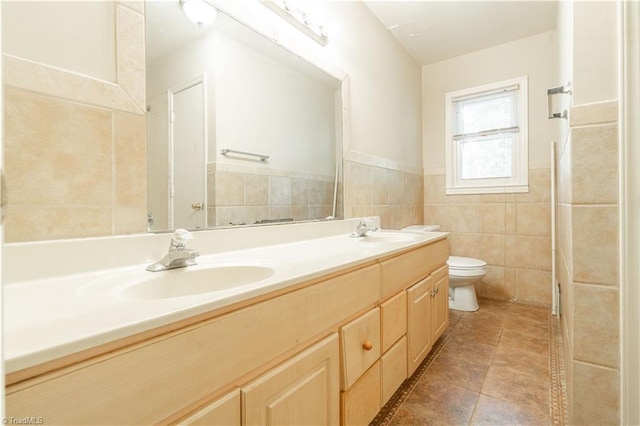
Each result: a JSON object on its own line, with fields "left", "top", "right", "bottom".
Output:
{"left": 363, "top": 1, "right": 558, "bottom": 65}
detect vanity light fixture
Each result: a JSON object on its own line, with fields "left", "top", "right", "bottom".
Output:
{"left": 259, "top": 0, "right": 328, "bottom": 46}
{"left": 181, "top": 0, "right": 217, "bottom": 27}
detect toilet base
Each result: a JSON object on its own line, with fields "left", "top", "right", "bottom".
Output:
{"left": 449, "top": 284, "right": 479, "bottom": 312}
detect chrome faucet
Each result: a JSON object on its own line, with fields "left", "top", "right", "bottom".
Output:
{"left": 146, "top": 229, "right": 200, "bottom": 272}
{"left": 350, "top": 218, "right": 378, "bottom": 238}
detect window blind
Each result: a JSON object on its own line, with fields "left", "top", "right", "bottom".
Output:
{"left": 453, "top": 88, "right": 520, "bottom": 139}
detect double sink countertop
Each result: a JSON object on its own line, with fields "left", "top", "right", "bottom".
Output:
{"left": 4, "top": 218, "right": 447, "bottom": 374}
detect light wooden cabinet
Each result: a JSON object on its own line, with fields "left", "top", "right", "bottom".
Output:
{"left": 179, "top": 389, "right": 240, "bottom": 426}
{"left": 406, "top": 276, "right": 434, "bottom": 376}
{"left": 6, "top": 236, "right": 450, "bottom": 426}
{"left": 381, "top": 336, "right": 407, "bottom": 405}
{"left": 341, "top": 361, "right": 381, "bottom": 426}
{"left": 432, "top": 265, "right": 450, "bottom": 342}
{"left": 242, "top": 334, "right": 340, "bottom": 426}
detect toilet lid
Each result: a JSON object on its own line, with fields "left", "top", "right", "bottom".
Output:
{"left": 448, "top": 256, "right": 487, "bottom": 269}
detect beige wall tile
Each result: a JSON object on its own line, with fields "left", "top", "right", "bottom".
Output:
{"left": 388, "top": 170, "right": 404, "bottom": 205}
{"left": 572, "top": 206, "right": 618, "bottom": 285}
{"left": 374, "top": 205, "right": 403, "bottom": 230}
{"left": 114, "top": 111, "right": 146, "bottom": 207}
{"left": 347, "top": 205, "right": 372, "bottom": 218}
{"left": 424, "top": 173, "right": 447, "bottom": 203}
{"left": 449, "top": 204, "right": 481, "bottom": 233}
{"left": 423, "top": 203, "right": 450, "bottom": 231}
{"left": 479, "top": 265, "right": 506, "bottom": 300}
{"left": 216, "top": 206, "right": 244, "bottom": 226}
{"left": 516, "top": 268, "right": 552, "bottom": 305}
{"left": 480, "top": 203, "right": 505, "bottom": 234}
{"left": 4, "top": 88, "right": 113, "bottom": 205}
{"left": 344, "top": 160, "right": 371, "bottom": 206}
{"left": 515, "top": 168, "right": 551, "bottom": 203}
{"left": 571, "top": 124, "right": 618, "bottom": 205}
{"left": 516, "top": 203, "right": 551, "bottom": 237}
{"left": 371, "top": 167, "right": 388, "bottom": 204}
{"left": 516, "top": 236, "right": 552, "bottom": 271}
{"left": 402, "top": 205, "right": 422, "bottom": 228}
{"left": 291, "top": 205, "right": 310, "bottom": 221}
{"left": 403, "top": 172, "right": 423, "bottom": 205}
{"left": 310, "top": 179, "right": 328, "bottom": 205}
{"left": 113, "top": 206, "right": 147, "bottom": 234}
{"left": 244, "top": 206, "right": 269, "bottom": 225}
{"left": 246, "top": 174, "right": 269, "bottom": 206}
{"left": 505, "top": 203, "right": 517, "bottom": 235}
{"left": 5, "top": 206, "right": 113, "bottom": 242}
{"left": 269, "top": 205, "right": 292, "bottom": 221}
{"left": 505, "top": 235, "right": 517, "bottom": 267}
{"left": 573, "top": 284, "right": 619, "bottom": 368}
{"left": 269, "top": 176, "right": 291, "bottom": 206}
{"left": 449, "top": 232, "right": 482, "bottom": 258}
{"left": 570, "top": 100, "right": 618, "bottom": 127}
{"left": 215, "top": 171, "right": 244, "bottom": 206}
{"left": 572, "top": 362, "right": 620, "bottom": 425}
{"left": 481, "top": 234, "right": 505, "bottom": 266}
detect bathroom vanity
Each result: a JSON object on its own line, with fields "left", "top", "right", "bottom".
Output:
{"left": 4, "top": 219, "right": 449, "bottom": 425}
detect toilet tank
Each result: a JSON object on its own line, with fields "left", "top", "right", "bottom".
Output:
{"left": 401, "top": 225, "right": 441, "bottom": 232}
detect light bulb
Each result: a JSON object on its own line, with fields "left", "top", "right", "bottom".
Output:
{"left": 181, "top": 0, "right": 217, "bottom": 27}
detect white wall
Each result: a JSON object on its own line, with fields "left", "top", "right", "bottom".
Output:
{"left": 422, "top": 31, "right": 559, "bottom": 172}
{"left": 2, "top": 1, "right": 116, "bottom": 82}
{"left": 147, "top": 27, "right": 336, "bottom": 177}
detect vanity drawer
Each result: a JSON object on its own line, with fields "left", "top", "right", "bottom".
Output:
{"left": 381, "top": 335, "right": 407, "bottom": 406}
{"left": 380, "top": 290, "right": 406, "bottom": 353}
{"left": 341, "top": 361, "right": 381, "bottom": 426}
{"left": 340, "top": 307, "right": 380, "bottom": 390}
{"left": 380, "top": 237, "right": 449, "bottom": 298}
{"left": 179, "top": 389, "right": 240, "bottom": 426}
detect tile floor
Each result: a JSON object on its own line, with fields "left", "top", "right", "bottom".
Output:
{"left": 384, "top": 298, "right": 553, "bottom": 425}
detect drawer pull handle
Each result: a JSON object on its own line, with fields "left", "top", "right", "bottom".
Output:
{"left": 362, "top": 341, "right": 373, "bottom": 351}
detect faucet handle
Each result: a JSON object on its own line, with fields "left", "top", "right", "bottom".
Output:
{"left": 171, "top": 228, "right": 193, "bottom": 249}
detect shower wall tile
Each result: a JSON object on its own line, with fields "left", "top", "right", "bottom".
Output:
{"left": 572, "top": 361, "right": 620, "bottom": 425}
{"left": 573, "top": 284, "right": 619, "bottom": 368}
{"left": 571, "top": 124, "right": 618, "bottom": 204}
{"left": 245, "top": 174, "right": 269, "bottom": 206}
{"left": 571, "top": 205, "right": 618, "bottom": 285}
{"left": 516, "top": 268, "right": 552, "bottom": 306}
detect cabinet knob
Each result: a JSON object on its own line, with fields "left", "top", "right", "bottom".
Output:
{"left": 362, "top": 341, "right": 373, "bottom": 351}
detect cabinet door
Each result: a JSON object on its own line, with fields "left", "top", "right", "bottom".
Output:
{"left": 179, "top": 389, "right": 240, "bottom": 426}
{"left": 406, "top": 276, "right": 433, "bottom": 376}
{"left": 432, "top": 265, "right": 450, "bottom": 341}
{"left": 242, "top": 334, "right": 339, "bottom": 426}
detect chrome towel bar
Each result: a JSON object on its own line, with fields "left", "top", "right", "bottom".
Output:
{"left": 220, "top": 149, "right": 269, "bottom": 161}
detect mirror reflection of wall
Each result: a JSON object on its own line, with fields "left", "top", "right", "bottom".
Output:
{"left": 146, "top": 3, "right": 342, "bottom": 232}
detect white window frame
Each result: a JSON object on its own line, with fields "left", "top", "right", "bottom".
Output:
{"left": 445, "top": 76, "right": 529, "bottom": 195}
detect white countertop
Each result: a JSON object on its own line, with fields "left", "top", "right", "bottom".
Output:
{"left": 4, "top": 219, "right": 447, "bottom": 374}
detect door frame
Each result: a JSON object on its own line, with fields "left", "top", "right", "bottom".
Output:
{"left": 166, "top": 75, "right": 208, "bottom": 229}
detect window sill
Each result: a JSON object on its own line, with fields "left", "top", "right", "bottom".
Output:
{"left": 445, "top": 184, "right": 529, "bottom": 195}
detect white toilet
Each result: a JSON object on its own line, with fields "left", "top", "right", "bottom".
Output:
{"left": 402, "top": 225, "right": 487, "bottom": 312}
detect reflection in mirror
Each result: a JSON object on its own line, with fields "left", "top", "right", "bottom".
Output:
{"left": 145, "top": 1, "right": 343, "bottom": 232}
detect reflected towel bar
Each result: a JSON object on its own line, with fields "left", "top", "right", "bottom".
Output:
{"left": 220, "top": 149, "right": 269, "bottom": 162}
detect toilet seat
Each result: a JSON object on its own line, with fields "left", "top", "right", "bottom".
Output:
{"left": 448, "top": 256, "right": 487, "bottom": 277}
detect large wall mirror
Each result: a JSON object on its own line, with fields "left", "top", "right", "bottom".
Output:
{"left": 146, "top": 1, "right": 344, "bottom": 232}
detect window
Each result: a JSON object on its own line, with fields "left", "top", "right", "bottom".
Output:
{"left": 445, "top": 76, "right": 528, "bottom": 194}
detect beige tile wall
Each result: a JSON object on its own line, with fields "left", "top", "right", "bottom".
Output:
{"left": 343, "top": 159, "right": 424, "bottom": 230}
{"left": 3, "top": 1, "right": 146, "bottom": 242}
{"left": 558, "top": 100, "right": 620, "bottom": 424}
{"left": 209, "top": 169, "right": 337, "bottom": 227}
{"left": 423, "top": 167, "right": 552, "bottom": 305}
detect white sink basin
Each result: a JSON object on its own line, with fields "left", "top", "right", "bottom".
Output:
{"left": 358, "top": 231, "right": 423, "bottom": 244}
{"left": 116, "top": 265, "right": 276, "bottom": 300}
